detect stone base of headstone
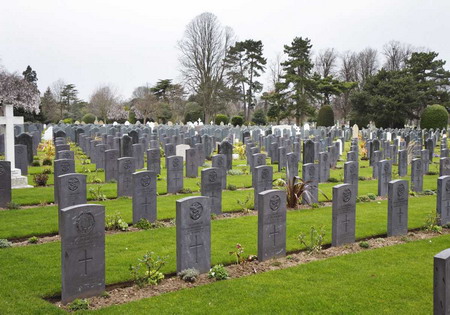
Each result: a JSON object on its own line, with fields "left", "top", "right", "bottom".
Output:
{"left": 11, "top": 168, "right": 32, "bottom": 189}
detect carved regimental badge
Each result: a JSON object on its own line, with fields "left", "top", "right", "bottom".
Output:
{"left": 68, "top": 178, "right": 80, "bottom": 191}
{"left": 141, "top": 174, "right": 151, "bottom": 187}
{"left": 343, "top": 188, "right": 352, "bottom": 203}
{"left": 190, "top": 202, "right": 203, "bottom": 221}
{"left": 269, "top": 195, "right": 281, "bottom": 212}
{"left": 76, "top": 212, "right": 95, "bottom": 235}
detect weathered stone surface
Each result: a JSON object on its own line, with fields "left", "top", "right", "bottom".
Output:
{"left": 302, "top": 163, "right": 318, "bottom": 204}
{"left": 319, "top": 151, "right": 330, "bottom": 183}
{"left": 212, "top": 154, "right": 227, "bottom": 189}
{"left": 57, "top": 173, "right": 87, "bottom": 229}
{"left": 378, "top": 160, "right": 392, "bottom": 197}
{"left": 344, "top": 161, "right": 359, "bottom": 197}
{"left": 104, "top": 149, "right": 119, "bottom": 182}
{"left": 132, "top": 143, "right": 144, "bottom": 169}
{"left": 176, "top": 196, "right": 211, "bottom": 273}
{"left": 58, "top": 150, "right": 75, "bottom": 161}
{"left": 121, "top": 134, "right": 133, "bottom": 157}
{"left": 257, "top": 189, "right": 286, "bottom": 262}
{"left": 117, "top": 157, "right": 136, "bottom": 197}
{"left": 185, "top": 148, "right": 198, "bottom": 178}
{"left": 0, "top": 161, "right": 11, "bottom": 208}
{"left": 54, "top": 159, "right": 75, "bottom": 204}
{"left": 437, "top": 175, "right": 450, "bottom": 226}
{"left": 60, "top": 204, "right": 105, "bottom": 304}
{"left": 147, "top": 148, "right": 161, "bottom": 175}
{"left": 387, "top": 179, "right": 408, "bottom": 236}
{"left": 167, "top": 156, "right": 184, "bottom": 193}
{"left": 132, "top": 171, "right": 157, "bottom": 223}
{"left": 286, "top": 152, "right": 298, "bottom": 183}
{"left": 14, "top": 144, "right": 28, "bottom": 175}
{"left": 398, "top": 149, "right": 407, "bottom": 177}
{"left": 440, "top": 158, "right": 450, "bottom": 176}
{"left": 411, "top": 158, "right": 423, "bottom": 192}
{"left": 303, "top": 140, "right": 314, "bottom": 164}
{"left": 218, "top": 141, "right": 233, "bottom": 170}
{"left": 15, "top": 132, "right": 33, "bottom": 164}
{"left": 332, "top": 183, "right": 356, "bottom": 247}
{"left": 201, "top": 167, "right": 222, "bottom": 215}
{"left": 434, "top": 248, "right": 450, "bottom": 315}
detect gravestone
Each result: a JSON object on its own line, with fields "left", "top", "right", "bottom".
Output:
{"left": 286, "top": 152, "right": 298, "bottom": 183}
{"left": 398, "top": 150, "right": 407, "bottom": 177}
{"left": 318, "top": 152, "right": 330, "bottom": 183}
{"left": 303, "top": 140, "right": 315, "bottom": 164}
{"left": 347, "top": 151, "right": 358, "bottom": 162}
{"left": 378, "top": 160, "right": 392, "bottom": 197}
{"left": 440, "top": 158, "right": 450, "bottom": 176}
{"left": 257, "top": 189, "right": 287, "bottom": 262}
{"left": 104, "top": 149, "right": 119, "bottom": 182}
{"left": 344, "top": 161, "right": 359, "bottom": 197}
{"left": 129, "top": 130, "right": 139, "bottom": 144}
{"left": 278, "top": 146, "right": 287, "bottom": 172}
{"left": 147, "top": 148, "right": 161, "bottom": 175}
{"left": 302, "top": 163, "right": 319, "bottom": 204}
{"left": 164, "top": 143, "right": 176, "bottom": 167}
{"left": 176, "top": 144, "right": 190, "bottom": 160}
{"left": 195, "top": 143, "right": 205, "bottom": 166}
{"left": 411, "top": 158, "right": 423, "bottom": 192}
{"left": 60, "top": 204, "right": 105, "bottom": 304}
{"left": 14, "top": 144, "right": 28, "bottom": 175}
{"left": 372, "top": 150, "right": 382, "bottom": 179}
{"left": 54, "top": 159, "right": 75, "bottom": 204}
{"left": 0, "top": 161, "right": 12, "bottom": 208}
{"left": 121, "top": 134, "right": 133, "bottom": 157}
{"left": 332, "top": 183, "right": 356, "bottom": 246}
{"left": 201, "top": 167, "right": 222, "bottom": 215}
{"left": 132, "top": 171, "right": 157, "bottom": 223}
{"left": 437, "top": 175, "right": 450, "bottom": 226}
{"left": 132, "top": 143, "right": 144, "bottom": 169}
{"left": 185, "top": 148, "right": 198, "bottom": 178}
{"left": 253, "top": 165, "right": 273, "bottom": 211}
{"left": 59, "top": 150, "right": 75, "bottom": 161}
{"left": 270, "top": 142, "right": 279, "bottom": 164}
{"left": 15, "top": 132, "right": 33, "bottom": 164}
{"left": 219, "top": 141, "right": 233, "bottom": 170}
{"left": 167, "top": 156, "right": 184, "bottom": 193}
{"left": 387, "top": 179, "right": 408, "bottom": 236}
{"left": 57, "top": 173, "right": 87, "bottom": 229}
{"left": 176, "top": 196, "right": 211, "bottom": 273}
{"left": 433, "top": 248, "right": 450, "bottom": 315}
{"left": 117, "top": 157, "right": 136, "bottom": 197}
{"left": 212, "top": 154, "right": 227, "bottom": 189}
{"left": 421, "top": 149, "right": 430, "bottom": 174}
{"left": 95, "top": 144, "right": 106, "bottom": 169}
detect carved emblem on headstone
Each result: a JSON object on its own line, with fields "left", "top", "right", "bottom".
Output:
{"left": 308, "top": 166, "right": 315, "bottom": 178}
{"left": 141, "top": 174, "right": 151, "bottom": 187}
{"left": 269, "top": 195, "right": 281, "bottom": 212}
{"left": 76, "top": 212, "right": 95, "bottom": 235}
{"left": 123, "top": 159, "right": 132, "bottom": 170}
{"left": 190, "top": 202, "right": 203, "bottom": 220}
{"left": 416, "top": 160, "right": 422, "bottom": 170}
{"left": 343, "top": 188, "right": 352, "bottom": 203}
{"left": 384, "top": 163, "right": 389, "bottom": 174}
{"left": 172, "top": 158, "right": 180, "bottom": 169}
{"left": 217, "top": 158, "right": 223, "bottom": 167}
{"left": 61, "top": 161, "right": 70, "bottom": 172}
{"left": 258, "top": 156, "right": 264, "bottom": 165}
{"left": 323, "top": 154, "right": 328, "bottom": 162}
{"left": 261, "top": 168, "right": 269, "bottom": 180}
{"left": 208, "top": 171, "right": 217, "bottom": 182}
{"left": 68, "top": 178, "right": 80, "bottom": 191}
{"left": 397, "top": 183, "right": 405, "bottom": 197}
{"left": 446, "top": 181, "right": 450, "bottom": 192}
{"left": 350, "top": 164, "right": 356, "bottom": 176}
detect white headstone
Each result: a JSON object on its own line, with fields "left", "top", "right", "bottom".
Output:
{"left": 304, "top": 123, "right": 310, "bottom": 131}
{"left": 337, "top": 139, "right": 343, "bottom": 155}
{"left": 124, "top": 121, "right": 130, "bottom": 126}
{"left": 175, "top": 144, "right": 191, "bottom": 160}
{"left": 352, "top": 124, "right": 359, "bottom": 139}
{"left": 386, "top": 132, "right": 392, "bottom": 141}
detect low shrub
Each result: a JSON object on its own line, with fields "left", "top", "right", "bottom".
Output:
{"left": 367, "top": 193, "right": 376, "bottom": 200}
{"left": 420, "top": 104, "right": 448, "bottom": 130}
{"left": 359, "top": 241, "right": 370, "bottom": 249}
{"left": 317, "top": 105, "right": 335, "bottom": 127}
{"left": 227, "top": 169, "right": 244, "bottom": 176}
{"left": 135, "top": 218, "right": 152, "bottom": 230}
{"left": 208, "top": 264, "right": 228, "bottom": 280}
{"left": 42, "top": 158, "right": 52, "bottom": 166}
{"left": 298, "top": 226, "right": 326, "bottom": 254}
{"left": 0, "top": 239, "right": 12, "bottom": 248}
{"left": 105, "top": 213, "right": 128, "bottom": 231}
{"left": 214, "top": 114, "right": 229, "bottom": 125}
{"left": 6, "top": 202, "right": 20, "bottom": 210}
{"left": 68, "top": 299, "right": 89, "bottom": 311}
{"left": 27, "top": 236, "right": 39, "bottom": 244}
{"left": 82, "top": 113, "right": 96, "bottom": 124}
{"left": 129, "top": 251, "right": 166, "bottom": 288}
{"left": 231, "top": 116, "right": 244, "bottom": 127}
{"left": 31, "top": 160, "right": 40, "bottom": 167}
{"left": 178, "top": 268, "right": 200, "bottom": 283}
{"left": 227, "top": 184, "right": 237, "bottom": 191}
{"left": 179, "top": 188, "right": 193, "bottom": 194}
{"left": 33, "top": 173, "right": 49, "bottom": 187}
{"left": 327, "top": 177, "right": 339, "bottom": 183}
{"left": 42, "top": 168, "right": 52, "bottom": 174}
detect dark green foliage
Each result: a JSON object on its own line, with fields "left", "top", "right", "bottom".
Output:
{"left": 231, "top": 116, "right": 244, "bottom": 126}
{"left": 251, "top": 109, "right": 267, "bottom": 125}
{"left": 68, "top": 299, "right": 89, "bottom": 311}
{"left": 42, "top": 168, "right": 51, "bottom": 174}
{"left": 420, "top": 104, "right": 448, "bottom": 129}
{"left": 317, "top": 105, "right": 334, "bottom": 127}
{"left": 215, "top": 114, "right": 229, "bottom": 125}
{"left": 42, "top": 158, "right": 52, "bottom": 166}
{"left": 31, "top": 160, "right": 40, "bottom": 167}
{"left": 33, "top": 173, "right": 48, "bottom": 187}
{"left": 184, "top": 102, "right": 203, "bottom": 123}
{"left": 82, "top": 113, "right": 96, "bottom": 124}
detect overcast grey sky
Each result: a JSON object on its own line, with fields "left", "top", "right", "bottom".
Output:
{"left": 1, "top": 0, "right": 449, "bottom": 100}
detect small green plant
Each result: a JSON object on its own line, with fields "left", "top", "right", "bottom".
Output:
{"left": 31, "top": 160, "right": 40, "bottom": 167}
{"left": 409, "top": 190, "right": 417, "bottom": 197}
{"left": 33, "top": 173, "right": 49, "bottom": 187}
{"left": 298, "top": 226, "right": 326, "bottom": 254}
{"left": 42, "top": 158, "right": 52, "bottom": 166}
{"left": 6, "top": 202, "right": 20, "bottom": 210}
{"left": 227, "top": 169, "right": 244, "bottom": 176}
{"left": 179, "top": 188, "right": 193, "bottom": 194}
{"left": 89, "top": 186, "right": 107, "bottom": 201}
{"left": 135, "top": 218, "right": 152, "bottom": 230}
{"left": 229, "top": 243, "right": 246, "bottom": 264}
{"left": 358, "top": 176, "right": 367, "bottom": 181}
{"left": 227, "top": 184, "right": 237, "bottom": 191}
{"left": 42, "top": 168, "right": 52, "bottom": 174}
{"left": 68, "top": 298, "right": 89, "bottom": 311}
{"left": 359, "top": 241, "right": 370, "bottom": 249}
{"left": 27, "top": 236, "right": 39, "bottom": 244}
{"left": 105, "top": 213, "right": 129, "bottom": 231}
{"left": 100, "top": 291, "right": 110, "bottom": 298}
{"left": 357, "top": 195, "right": 370, "bottom": 203}
{"left": 367, "top": 193, "right": 376, "bottom": 200}
{"left": 327, "top": 177, "right": 339, "bottom": 183}
{"left": 271, "top": 261, "right": 282, "bottom": 267}
{"left": 424, "top": 212, "right": 443, "bottom": 233}
{"left": 129, "top": 251, "right": 166, "bottom": 288}
{"left": 89, "top": 171, "right": 102, "bottom": 184}
{"left": 237, "top": 193, "right": 252, "bottom": 213}
{"left": 178, "top": 268, "right": 200, "bottom": 283}
{"left": 311, "top": 203, "right": 319, "bottom": 209}
{"left": 208, "top": 264, "right": 228, "bottom": 280}
{"left": 0, "top": 239, "right": 12, "bottom": 248}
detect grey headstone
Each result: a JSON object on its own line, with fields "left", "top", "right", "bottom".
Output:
{"left": 332, "top": 183, "right": 356, "bottom": 246}
{"left": 372, "top": 150, "right": 382, "bottom": 179}
{"left": 0, "top": 161, "right": 12, "bottom": 208}
{"left": 132, "top": 143, "right": 144, "bottom": 169}
{"left": 14, "top": 144, "right": 28, "bottom": 175}
{"left": 60, "top": 204, "right": 105, "bottom": 304}
{"left": 398, "top": 149, "right": 407, "bottom": 177}
{"left": 212, "top": 154, "right": 227, "bottom": 189}
{"left": 440, "top": 158, "right": 450, "bottom": 177}
{"left": 286, "top": 152, "right": 299, "bottom": 183}
{"left": 319, "top": 151, "right": 330, "bottom": 183}
{"left": 54, "top": 159, "right": 75, "bottom": 204}
{"left": 176, "top": 196, "right": 211, "bottom": 273}
{"left": 253, "top": 165, "right": 273, "bottom": 211}
{"left": 218, "top": 141, "right": 233, "bottom": 170}
{"left": 57, "top": 173, "right": 87, "bottom": 230}
{"left": 257, "top": 189, "right": 286, "bottom": 262}
{"left": 302, "top": 163, "right": 319, "bottom": 204}
{"left": 278, "top": 146, "right": 287, "bottom": 172}
{"left": 121, "top": 134, "right": 133, "bottom": 157}
{"left": 132, "top": 171, "right": 157, "bottom": 223}
{"left": 437, "top": 176, "right": 450, "bottom": 226}
{"left": 378, "top": 160, "right": 392, "bottom": 197}
{"left": 58, "top": 150, "right": 75, "bottom": 161}
{"left": 167, "top": 156, "right": 184, "bottom": 193}
{"left": 434, "top": 248, "right": 450, "bottom": 315}
{"left": 117, "top": 157, "right": 136, "bottom": 197}
{"left": 104, "top": 149, "right": 119, "bottom": 182}
{"left": 344, "top": 161, "right": 359, "bottom": 197}
{"left": 303, "top": 140, "right": 315, "bottom": 164}
{"left": 201, "top": 167, "right": 222, "bottom": 215}
{"left": 185, "top": 148, "right": 198, "bottom": 178}
{"left": 387, "top": 179, "right": 408, "bottom": 236}
{"left": 411, "top": 158, "right": 423, "bottom": 192}
{"left": 15, "top": 132, "right": 33, "bottom": 164}
{"left": 147, "top": 148, "right": 161, "bottom": 175}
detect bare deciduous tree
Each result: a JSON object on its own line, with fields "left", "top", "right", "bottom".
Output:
{"left": 178, "top": 12, "right": 234, "bottom": 122}
{"left": 132, "top": 86, "right": 160, "bottom": 124}
{"left": 315, "top": 48, "right": 338, "bottom": 77}
{"left": 89, "top": 85, "right": 120, "bottom": 122}
{"left": 382, "top": 40, "right": 414, "bottom": 71}
{"left": 267, "top": 52, "right": 284, "bottom": 91}
{"left": 357, "top": 47, "right": 378, "bottom": 86}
